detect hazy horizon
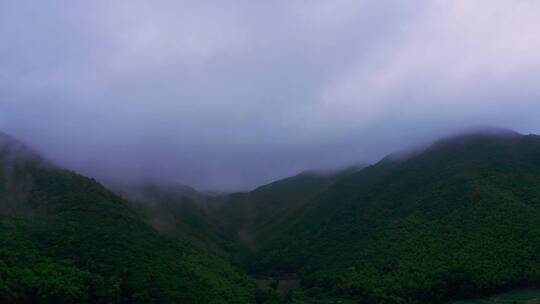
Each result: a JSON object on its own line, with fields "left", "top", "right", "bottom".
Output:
{"left": 2, "top": 1, "right": 540, "bottom": 191}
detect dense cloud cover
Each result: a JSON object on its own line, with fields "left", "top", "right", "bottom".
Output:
{"left": 1, "top": 1, "right": 540, "bottom": 190}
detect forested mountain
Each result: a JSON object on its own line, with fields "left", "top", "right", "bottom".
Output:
{"left": 118, "top": 170, "right": 358, "bottom": 271}
{"left": 4, "top": 129, "right": 540, "bottom": 304}
{"left": 249, "top": 130, "right": 540, "bottom": 303}
{"left": 0, "top": 132, "right": 260, "bottom": 303}
{"left": 215, "top": 171, "right": 340, "bottom": 251}
{"left": 114, "top": 182, "right": 243, "bottom": 258}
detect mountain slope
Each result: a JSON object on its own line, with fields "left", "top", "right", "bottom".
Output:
{"left": 216, "top": 168, "right": 360, "bottom": 252}
{"left": 6, "top": 129, "right": 540, "bottom": 303}
{"left": 116, "top": 182, "right": 241, "bottom": 257}
{"left": 252, "top": 131, "right": 540, "bottom": 303}
{"left": 0, "top": 132, "right": 258, "bottom": 303}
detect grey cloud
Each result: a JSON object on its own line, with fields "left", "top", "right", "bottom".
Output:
{"left": 1, "top": 1, "right": 540, "bottom": 190}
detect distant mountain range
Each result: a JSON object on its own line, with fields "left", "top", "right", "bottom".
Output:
{"left": 2, "top": 129, "right": 540, "bottom": 303}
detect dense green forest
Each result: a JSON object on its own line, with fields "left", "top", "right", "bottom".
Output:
{"left": 0, "top": 133, "right": 262, "bottom": 303}
{"left": 3, "top": 130, "right": 540, "bottom": 303}
{"left": 246, "top": 131, "right": 540, "bottom": 303}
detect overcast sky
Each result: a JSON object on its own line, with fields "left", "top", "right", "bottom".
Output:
{"left": 1, "top": 1, "right": 540, "bottom": 190}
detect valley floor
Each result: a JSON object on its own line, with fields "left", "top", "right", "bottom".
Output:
{"left": 452, "top": 288, "right": 540, "bottom": 304}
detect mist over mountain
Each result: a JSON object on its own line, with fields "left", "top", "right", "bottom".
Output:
{"left": 243, "top": 130, "right": 540, "bottom": 303}
{"left": 2, "top": 1, "right": 540, "bottom": 190}
{"left": 3, "top": 1, "right": 540, "bottom": 303}
{"left": 4, "top": 129, "right": 540, "bottom": 303}
{"left": 0, "top": 132, "right": 264, "bottom": 303}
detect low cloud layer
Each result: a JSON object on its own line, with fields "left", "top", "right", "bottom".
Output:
{"left": 1, "top": 1, "right": 540, "bottom": 190}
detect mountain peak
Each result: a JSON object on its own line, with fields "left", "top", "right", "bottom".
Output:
{"left": 379, "top": 128, "right": 524, "bottom": 166}
{"left": 438, "top": 127, "right": 521, "bottom": 143}
{"left": 0, "top": 131, "right": 18, "bottom": 145}
{"left": 0, "top": 131, "right": 44, "bottom": 165}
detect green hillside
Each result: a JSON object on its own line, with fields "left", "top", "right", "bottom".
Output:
{"left": 0, "top": 133, "right": 258, "bottom": 303}
{"left": 217, "top": 173, "right": 334, "bottom": 249}
{"left": 250, "top": 131, "right": 540, "bottom": 303}
{"left": 121, "top": 171, "right": 349, "bottom": 277}
{"left": 452, "top": 288, "right": 540, "bottom": 304}
{"left": 216, "top": 168, "right": 361, "bottom": 252}
{"left": 115, "top": 182, "right": 245, "bottom": 259}
{"left": 5, "top": 130, "right": 540, "bottom": 304}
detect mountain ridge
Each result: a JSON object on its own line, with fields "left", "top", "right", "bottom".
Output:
{"left": 0, "top": 133, "right": 262, "bottom": 303}
{"left": 3, "top": 128, "right": 540, "bottom": 303}
{"left": 245, "top": 130, "right": 540, "bottom": 302}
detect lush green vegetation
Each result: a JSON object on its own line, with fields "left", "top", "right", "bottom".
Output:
{"left": 0, "top": 135, "right": 259, "bottom": 303}
{"left": 118, "top": 182, "right": 241, "bottom": 258}
{"left": 246, "top": 132, "right": 540, "bottom": 303}
{"left": 452, "top": 288, "right": 540, "bottom": 303}
{"left": 216, "top": 169, "right": 360, "bottom": 251}
{"left": 5, "top": 131, "right": 540, "bottom": 303}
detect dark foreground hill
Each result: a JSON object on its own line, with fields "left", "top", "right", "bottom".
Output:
{"left": 0, "top": 132, "right": 259, "bottom": 303}
{"left": 249, "top": 130, "right": 540, "bottom": 303}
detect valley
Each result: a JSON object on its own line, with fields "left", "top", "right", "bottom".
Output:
{"left": 3, "top": 130, "right": 540, "bottom": 303}
{"left": 452, "top": 288, "right": 540, "bottom": 304}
